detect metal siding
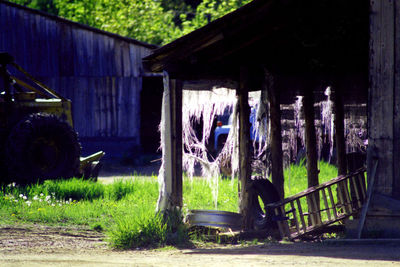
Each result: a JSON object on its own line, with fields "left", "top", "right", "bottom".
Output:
{"left": 0, "top": 3, "right": 153, "bottom": 142}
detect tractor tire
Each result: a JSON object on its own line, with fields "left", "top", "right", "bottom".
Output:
{"left": 6, "top": 113, "right": 81, "bottom": 184}
{"left": 250, "top": 177, "right": 281, "bottom": 230}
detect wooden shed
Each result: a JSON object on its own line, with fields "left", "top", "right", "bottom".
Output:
{"left": 0, "top": 0, "right": 162, "bottom": 159}
{"left": 144, "top": 0, "right": 400, "bottom": 236}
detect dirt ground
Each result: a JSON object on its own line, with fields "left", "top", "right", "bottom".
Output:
{"left": 1, "top": 224, "right": 400, "bottom": 267}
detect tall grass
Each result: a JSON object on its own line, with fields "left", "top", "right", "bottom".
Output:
{"left": 0, "top": 161, "right": 338, "bottom": 249}
{"left": 284, "top": 160, "right": 338, "bottom": 198}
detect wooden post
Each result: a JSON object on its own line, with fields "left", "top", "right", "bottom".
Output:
{"left": 238, "top": 66, "right": 253, "bottom": 230}
{"left": 302, "top": 88, "right": 320, "bottom": 225}
{"left": 369, "top": 0, "right": 398, "bottom": 197}
{"left": 303, "top": 89, "right": 319, "bottom": 188}
{"left": 265, "top": 71, "right": 284, "bottom": 199}
{"left": 333, "top": 88, "right": 347, "bottom": 176}
{"left": 156, "top": 72, "right": 183, "bottom": 212}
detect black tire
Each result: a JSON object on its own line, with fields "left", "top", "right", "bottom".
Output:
{"left": 250, "top": 177, "right": 281, "bottom": 230}
{"left": 6, "top": 113, "right": 81, "bottom": 184}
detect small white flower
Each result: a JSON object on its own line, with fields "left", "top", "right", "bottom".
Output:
{"left": 19, "top": 194, "right": 23, "bottom": 198}
{"left": 45, "top": 196, "right": 51, "bottom": 202}
{"left": 39, "top": 199, "right": 43, "bottom": 202}
{"left": 23, "top": 196, "right": 27, "bottom": 200}
{"left": 58, "top": 203, "right": 62, "bottom": 206}
{"left": 26, "top": 201, "right": 31, "bottom": 206}
{"left": 14, "top": 200, "right": 18, "bottom": 203}
{"left": 40, "top": 193, "right": 44, "bottom": 197}
{"left": 51, "top": 203, "right": 55, "bottom": 206}
{"left": 33, "top": 196, "right": 39, "bottom": 201}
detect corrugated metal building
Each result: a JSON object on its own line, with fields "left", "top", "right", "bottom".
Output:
{"left": 0, "top": 0, "right": 162, "bottom": 159}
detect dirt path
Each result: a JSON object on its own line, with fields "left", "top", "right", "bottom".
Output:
{"left": 1, "top": 225, "right": 400, "bottom": 266}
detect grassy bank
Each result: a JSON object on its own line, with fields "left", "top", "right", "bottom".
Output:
{"left": 0, "top": 161, "right": 338, "bottom": 249}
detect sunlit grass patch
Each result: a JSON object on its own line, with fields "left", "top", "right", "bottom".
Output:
{"left": 0, "top": 161, "right": 339, "bottom": 248}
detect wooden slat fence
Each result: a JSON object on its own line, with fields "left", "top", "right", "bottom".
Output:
{"left": 0, "top": 1, "right": 157, "bottom": 144}
{"left": 267, "top": 167, "right": 367, "bottom": 240}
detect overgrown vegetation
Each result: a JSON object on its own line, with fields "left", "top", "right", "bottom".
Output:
{"left": 0, "top": 161, "right": 338, "bottom": 249}
{"left": 9, "top": 0, "right": 252, "bottom": 45}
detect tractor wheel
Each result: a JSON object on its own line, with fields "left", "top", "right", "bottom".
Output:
{"left": 6, "top": 113, "right": 81, "bottom": 184}
{"left": 250, "top": 177, "right": 281, "bottom": 230}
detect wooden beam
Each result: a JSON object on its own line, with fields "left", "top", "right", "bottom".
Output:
{"left": 238, "top": 66, "right": 253, "bottom": 230}
{"left": 369, "top": 0, "right": 395, "bottom": 197}
{"left": 171, "top": 78, "right": 183, "bottom": 208}
{"left": 303, "top": 88, "right": 320, "bottom": 225}
{"left": 156, "top": 72, "right": 183, "bottom": 211}
{"left": 266, "top": 71, "right": 284, "bottom": 199}
{"left": 303, "top": 89, "right": 319, "bottom": 188}
{"left": 333, "top": 88, "right": 347, "bottom": 175}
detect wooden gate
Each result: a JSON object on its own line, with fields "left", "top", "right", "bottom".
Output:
{"left": 267, "top": 168, "right": 367, "bottom": 240}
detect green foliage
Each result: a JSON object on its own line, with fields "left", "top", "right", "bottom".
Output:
{"left": 9, "top": 0, "right": 58, "bottom": 15}
{"left": 179, "top": 0, "right": 251, "bottom": 36}
{"left": 54, "top": 0, "right": 180, "bottom": 45}
{"left": 8, "top": 0, "right": 252, "bottom": 45}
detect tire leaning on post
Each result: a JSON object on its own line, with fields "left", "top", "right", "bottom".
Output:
{"left": 5, "top": 113, "right": 81, "bottom": 185}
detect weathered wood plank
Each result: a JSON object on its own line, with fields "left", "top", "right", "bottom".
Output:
{"left": 0, "top": 1, "right": 154, "bottom": 141}
{"left": 238, "top": 66, "right": 253, "bottom": 230}
{"left": 267, "top": 70, "right": 284, "bottom": 199}
{"left": 394, "top": 0, "right": 400, "bottom": 197}
{"left": 156, "top": 73, "right": 183, "bottom": 211}
{"left": 296, "top": 198, "right": 307, "bottom": 234}
{"left": 333, "top": 87, "right": 347, "bottom": 175}
{"left": 369, "top": 0, "right": 395, "bottom": 196}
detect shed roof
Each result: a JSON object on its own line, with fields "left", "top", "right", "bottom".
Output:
{"left": 0, "top": 0, "right": 158, "bottom": 50}
{"left": 144, "top": 0, "right": 369, "bottom": 103}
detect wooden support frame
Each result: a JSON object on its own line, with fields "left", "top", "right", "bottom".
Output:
{"left": 333, "top": 87, "right": 347, "bottom": 176}
{"left": 238, "top": 66, "right": 253, "bottom": 229}
{"left": 268, "top": 168, "right": 367, "bottom": 240}
{"left": 302, "top": 89, "right": 319, "bottom": 188}
{"left": 156, "top": 72, "right": 183, "bottom": 212}
{"left": 302, "top": 88, "right": 320, "bottom": 224}
{"left": 265, "top": 70, "right": 284, "bottom": 199}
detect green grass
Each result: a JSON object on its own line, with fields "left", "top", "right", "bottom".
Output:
{"left": 284, "top": 160, "right": 338, "bottom": 197}
{"left": 284, "top": 161, "right": 340, "bottom": 222}
{"left": 0, "top": 161, "right": 338, "bottom": 249}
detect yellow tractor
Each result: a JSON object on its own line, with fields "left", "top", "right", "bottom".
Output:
{"left": 0, "top": 52, "right": 104, "bottom": 185}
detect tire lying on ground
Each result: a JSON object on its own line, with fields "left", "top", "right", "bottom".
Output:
{"left": 6, "top": 113, "right": 81, "bottom": 184}
{"left": 250, "top": 177, "right": 281, "bottom": 230}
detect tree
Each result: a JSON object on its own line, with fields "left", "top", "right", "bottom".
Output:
{"left": 8, "top": 0, "right": 253, "bottom": 45}
{"left": 179, "top": 0, "right": 252, "bottom": 36}
{"left": 53, "top": 0, "right": 179, "bottom": 45}
{"left": 9, "top": 0, "right": 58, "bottom": 15}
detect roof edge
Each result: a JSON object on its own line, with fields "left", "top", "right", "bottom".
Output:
{"left": 1, "top": 0, "right": 158, "bottom": 50}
